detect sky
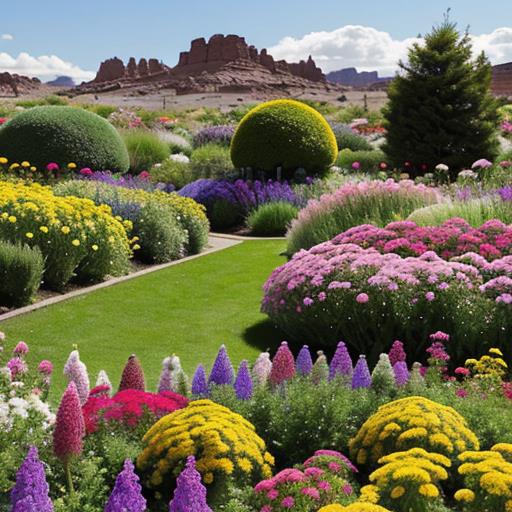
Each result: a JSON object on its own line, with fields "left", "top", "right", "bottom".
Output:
{"left": 1, "top": 0, "right": 511, "bottom": 82}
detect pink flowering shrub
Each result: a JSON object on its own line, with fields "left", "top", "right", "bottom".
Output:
{"left": 286, "top": 179, "right": 441, "bottom": 255}
{"left": 334, "top": 219, "right": 512, "bottom": 260}
{"left": 262, "top": 240, "right": 512, "bottom": 363}
{"left": 253, "top": 450, "right": 357, "bottom": 511}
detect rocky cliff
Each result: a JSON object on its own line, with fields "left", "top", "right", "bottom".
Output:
{"left": 0, "top": 72, "right": 41, "bottom": 96}
{"left": 74, "top": 34, "right": 336, "bottom": 96}
{"left": 492, "top": 62, "right": 512, "bottom": 97}
{"left": 326, "top": 67, "right": 391, "bottom": 88}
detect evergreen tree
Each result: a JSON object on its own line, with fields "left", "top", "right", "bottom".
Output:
{"left": 383, "top": 14, "right": 499, "bottom": 178}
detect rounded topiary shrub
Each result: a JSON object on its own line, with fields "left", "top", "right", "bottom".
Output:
{"left": 0, "top": 106, "right": 129, "bottom": 172}
{"left": 230, "top": 99, "right": 338, "bottom": 176}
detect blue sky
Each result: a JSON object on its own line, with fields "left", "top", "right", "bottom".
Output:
{"left": 1, "top": 0, "right": 511, "bottom": 81}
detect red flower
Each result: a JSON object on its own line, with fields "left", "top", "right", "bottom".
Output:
{"left": 118, "top": 354, "right": 145, "bottom": 392}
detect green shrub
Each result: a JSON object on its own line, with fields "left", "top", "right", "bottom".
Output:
{"left": 89, "top": 104, "right": 117, "bottom": 118}
{"left": 337, "top": 148, "right": 387, "bottom": 172}
{"left": 132, "top": 202, "right": 187, "bottom": 263}
{"left": 150, "top": 158, "right": 193, "bottom": 188}
{"left": 0, "top": 241, "right": 43, "bottom": 307}
{"left": 496, "top": 149, "right": 512, "bottom": 162}
{"left": 247, "top": 202, "right": 299, "bottom": 236}
{"left": 190, "top": 143, "right": 234, "bottom": 180}
{"left": 0, "top": 106, "right": 129, "bottom": 172}
{"left": 209, "top": 199, "right": 243, "bottom": 231}
{"left": 331, "top": 124, "right": 373, "bottom": 151}
{"left": 230, "top": 99, "right": 338, "bottom": 176}
{"left": 122, "top": 129, "right": 169, "bottom": 174}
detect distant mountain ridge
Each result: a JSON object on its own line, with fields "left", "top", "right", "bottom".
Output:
{"left": 47, "top": 76, "right": 75, "bottom": 87}
{"left": 326, "top": 67, "right": 392, "bottom": 88}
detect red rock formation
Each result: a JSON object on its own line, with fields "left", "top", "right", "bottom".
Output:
{"left": 492, "top": 62, "right": 512, "bottom": 97}
{"left": 137, "top": 58, "right": 148, "bottom": 76}
{"left": 94, "top": 57, "right": 125, "bottom": 83}
{"left": 127, "top": 57, "right": 137, "bottom": 78}
{"left": 0, "top": 72, "right": 41, "bottom": 96}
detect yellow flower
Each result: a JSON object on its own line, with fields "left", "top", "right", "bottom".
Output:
{"left": 454, "top": 489, "right": 475, "bottom": 502}
{"left": 390, "top": 485, "right": 405, "bottom": 498}
{"left": 203, "top": 472, "right": 214, "bottom": 484}
{"left": 30, "top": 166, "right": 37, "bottom": 171}
{"left": 419, "top": 483, "right": 439, "bottom": 497}
{"left": 8, "top": 215, "right": 16, "bottom": 223}
{"left": 0, "top": 157, "right": 8, "bottom": 164}
{"left": 61, "top": 226, "right": 70, "bottom": 234}
{"left": 133, "top": 244, "right": 141, "bottom": 251}
{"left": 21, "top": 161, "right": 30, "bottom": 168}
{"left": 71, "top": 239, "right": 80, "bottom": 247}
{"left": 92, "top": 244, "right": 99, "bottom": 251}
{"left": 490, "top": 348, "right": 503, "bottom": 356}
{"left": 25, "top": 232, "right": 34, "bottom": 239}
{"left": 39, "top": 226, "right": 49, "bottom": 233}
{"left": 9, "top": 163, "right": 19, "bottom": 169}
{"left": 67, "top": 162, "right": 77, "bottom": 169}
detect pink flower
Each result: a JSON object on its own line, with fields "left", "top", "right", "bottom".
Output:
{"left": 255, "top": 480, "right": 275, "bottom": 493}
{"left": 304, "top": 467, "right": 324, "bottom": 478}
{"left": 318, "top": 291, "right": 327, "bottom": 302}
{"left": 38, "top": 360, "right": 53, "bottom": 375}
{"left": 266, "top": 489, "right": 279, "bottom": 500}
{"left": 425, "top": 291, "right": 435, "bottom": 301}
{"left": 456, "top": 388, "right": 468, "bottom": 398}
{"left": 301, "top": 487, "right": 320, "bottom": 500}
{"left": 471, "top": 158, "right": 493, "bottom": 169}
{"left": 455, "top": 367, "right": 470, "bottom": 377}
{"left": 260, "top": 506, "right": 272, "bottom": 512}
{"left": 430, "top": 331, "right": 450, "bottom": 342}
{"left": 269, "top": 342, "right": 295, "bottom": 387}
{"left": 281, "top": 496, "right": 295, "bottom": 508}
{"left": 13, "top": 341, "right": 29, "bottom": 355}
{"left": 342, "top": 483, "right": 353, "bottom": 495}
{"left": 356, "top": 293, "right": 369, "bottom": 304}
{"left": 79, "top": 167, "right": 93, "bottom": 176}
{"left": 139, "top": 171, "right": 150, "bottom": 179}
{"left": 351, "top": 161, "right": 361, "bottom": 170}
{"left": 46, "top": 162, "right": 59, "bottom": 172}
{"left": 318, "top": 480, "right": 331, "bottom": 491}
{"left": 7, "top": 357, "right": 27, "bottom": 378}
{"left": 303, "top": 297, "right": 314, "bottom": 306}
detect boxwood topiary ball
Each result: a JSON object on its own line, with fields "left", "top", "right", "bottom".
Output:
{"left": 230, "top": 99, "right": 338, "bottom": 176}
{"left": 0, "top": 106, "right": 130, "bottom": 172}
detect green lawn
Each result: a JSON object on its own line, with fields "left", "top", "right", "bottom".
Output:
{"left": 0, "top": 240, "right": 287, "bottom": 400}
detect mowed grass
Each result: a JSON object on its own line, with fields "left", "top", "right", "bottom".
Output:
{"left": 0, "top": 240, "right": 287, "bottom": 400}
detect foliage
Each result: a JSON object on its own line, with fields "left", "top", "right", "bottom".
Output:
{"left": 337, "top": 149, "right": 388, "bottom": 173}
{"left": 193, "top": 125, "right": 235, "bottom": 148}
{"left": 286, "top": 179, "right": 440, "bottom": 255}
{"left": 230, "top": 99, "right": 338, "bottom": 177}
{"left": 137, "top": 399, "right": 274, "bottom": 503}
{"left": 0, "top": 241, "right": 44, "bottom": 307}
{"left": 330, "top": 124, "right": 374, "bottom": 152}
{"left": 0, "top": 106, "right": 130, "bottom": 172}
{"left": 0, "top": 181, "right": 132, "bottom": 290}
{"left": 150, "top": 158, "right": 193, "bottom": 189}
{"left": 247, "top": 201, "right": 299, "bottom": 236}
{"left": 190, "top": 143, "right": 235, "bottom": 181}
{"left": 382, "top": 19, "right": 499, "bottom": 177}
{"left": 349, "top": 396, "right": 479, "bottom": 468}
{"left": 122, "top": 129, "right": 169, "bottom": 174}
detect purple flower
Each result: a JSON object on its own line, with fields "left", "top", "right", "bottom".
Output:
{"left": 191, "top": 364, "right": 208, "bottom": 397}
{"left": 356, "top": 293, "right": 369, "bottom": 304}
{"left": 425, "top": 291, "right": 435, "bottom": 302}
{"left": 208, "top": 345, "right": 234, "bottom": 386}
{"left": 105, "top": 459, "right": 146, "bottom": 512}
{"left": 352, "top": 355, "right": 372, "bottom": 389}
{"left": 234, "top": 360, "right": 253, "bottom": 400}
{"left": 393, "top": 361, "right": 410, "bottom": 386}
{"left": 11, "top": 446, "right": 53, "bottom": 512}
{"left": 296, "top": 345, "right": 313, "bottom": 376}
{"left": 63, "top": 350, "right": 90, "bottom": 405}
{"left": 193, "top": 125, "right": 235, "bottom": 147}
{"left": 169, "top": 456, "right": 212, "bottom": 512}
{"left": 329, "top": 341, "right": 353, "bottom": 381}
{"left": 471, "top": 158, "right": 493, "bottom": 169}
{"left": 13, "top": 341, "right": 29, "bottom": 355}
{"left": 7, "top": 357, "right": 27, "bottom": 379}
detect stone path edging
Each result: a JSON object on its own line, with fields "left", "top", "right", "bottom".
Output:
{"left": 0, "top": 235, "right": 241, "bottom": 322}
{"left": 209, "top": 232, "right": 286, "bottom": 241}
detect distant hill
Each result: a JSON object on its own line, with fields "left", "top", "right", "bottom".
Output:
{"left": 326, "top": 67, "right": 391, "bottom": 88}
{"left": 47, "top": 76, "right": 75, "bottom": 88}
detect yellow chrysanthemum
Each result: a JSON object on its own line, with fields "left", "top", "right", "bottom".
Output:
{"left": 454, "top": 488, "right": 475, "bottom": 502}
{"left": 390, "top": 485, "right": 405, "bottom": 498}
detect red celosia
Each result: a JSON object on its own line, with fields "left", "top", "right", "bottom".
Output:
{"left": 53, "top": 381, "right": 85, "bottom": 463}
{"left": 269, "top": 341, "right": 295, "bottom": 386}
{"left": 82, "top": 389, "right": 188, "bottom": 433}
{"left": 118, "top": 354, "right": 145, "bottom": 392}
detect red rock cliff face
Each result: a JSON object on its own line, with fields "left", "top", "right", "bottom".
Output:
{"left": 93, "top": 57, "right": 166, "bottom": 83}
{"left": 0, "top": 72, "right": 40, "bottom": 96}
{"left": 492, "top": 62, "right": 512, "bottom": 97}
{"left": 174, "top": 34, "right": 325, "bottom": 82}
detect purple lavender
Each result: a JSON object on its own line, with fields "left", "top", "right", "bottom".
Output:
{"left": 393, "top": 361, "right": 410, "bottom": 386}
{"left": 388, "top": 340, "right": 406, "bottom": 366}
{"left": 234, "top": 360, "right": 253, "bottom": 400}
{"left": 169, "top": 456, "right": 212, "bottom": 512}
{"left": 497, "top": 186, "right": 512, "bottom": 202}
{"left": 352, "top": 355, "right": 372, "bottom": 389}
{"left": 296, "top": 345, "right": 313, "bottom": 376}
{"left": 193, "top": 125, "right": 235, "bottom": 147}
{"left": 11, "top": 446, "right": 53, "bottom": 512}
{"left": 329, "top": 341, "right": 353, "bottom": 381}
{"left": 82, "top": 170, "right": 161, "bottom": 191}
{"left": 208, "top": 345, "right": 234, "bottom": 386}
{"left": 105, "top": 459, "right": 146, "bottom": 512}
{"left": 191, "top": 364, "right": 208, "bottom": 397}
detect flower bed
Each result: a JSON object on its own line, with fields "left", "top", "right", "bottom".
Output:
{"left": 262, "top": 240, "right": 512, "bottom": 362}
{"left": 286, "top": 179, "right": 441, "bottom": 255}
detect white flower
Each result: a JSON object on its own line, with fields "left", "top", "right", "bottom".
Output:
{"left": 169, "top": 153, "right": 190, "bottom": 164}
{"left": 435, "top": 163, "right": 449, "bottom": 172}
{"left": 458, "top": 169, "right": 478, "bottom": 179}
{"left": 0, "top": 331, "right": 5, "bottom": 341}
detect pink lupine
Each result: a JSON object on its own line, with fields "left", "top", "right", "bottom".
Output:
{"left": 63, "top": 350, "right": 90, "bottom": 405}
{"left": 118, "top": 354, "right": 145, "bottom": 392}
{"left": 269, "top": 342, "right": 295, "bottom": 386}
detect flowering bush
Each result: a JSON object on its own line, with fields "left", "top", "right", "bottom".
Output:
{"left": 0, "top": 181, "right": 132, "bottom": 289}
{"left": 193, "top": 125, "right": 235, "bottom": 147}
{"left": 179, "top": 178, "right": 298, "bottom": 230}
{"left": 137, "top": 399, "right": 274, "bottom": 495}
{"left": 253, "top": 450, "right": 358, "bottom": 511}
{"left": 364, "top": 449, "right": 450, "bottom": 512}
{"left": 82, "top": 388, "right": 188, "bottom": 433}
{"left": 0, "top": 157, "right": 80, "bottom": 184}
{"left": 334, "top": 219, "right": 512, "bottom": 260}
{"left": 286, "top": 179, "right": 440, "bottom": 255}
{"left": 349, "top": 397, "right": 479, "bottom": 468}
{"left": 262, "top": 236, "right": 512, "bottom": 361}
{"left": 107, "top": 108, "right": 143, "bottom": 130}
{"left": 54, "top": 179, "right": 209, "bottom": 255}
{"left": 319, "top": 504, "right": 391, "bottom": 512}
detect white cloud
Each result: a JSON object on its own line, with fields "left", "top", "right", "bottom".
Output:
{"left": 0, "top": 52, "right": 94, "bottom": 83}
{"left": 268, "top": 25, "right": 512, "bottom": 76}
{"left": 1, "top": 34, "right": 13, "bottom": 40}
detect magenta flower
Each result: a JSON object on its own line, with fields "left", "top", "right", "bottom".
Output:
{"left": 46, "top": 162, "right": 59, "bottom": 172}
{"left": 105, "top": 459, "right": 146, "bottom": 512}
{"left": 13, "top": 341, "right": 29, "bottom": 355}
{"left": 270, "top": 342, "right": 295, "bottom": 386}
{"left": 7, "top": 357, "right": 27, "bottom": 379}
{"left": 388, "top": 340, "right": 406, "bottom": 366}
{"left": 356, "top": 292, "right": 369, "bottom": 304}
{"left": 281, "top": 496, "right": 295, "bottom": 508}
{"left": 38, "top": 360, "right": 53, "bottom": 375}
{"left": 118, "top": 354, "right": 145, "bottom": 392}
{"left": 169, "top": 456, "right": 212, "bottom": 512}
